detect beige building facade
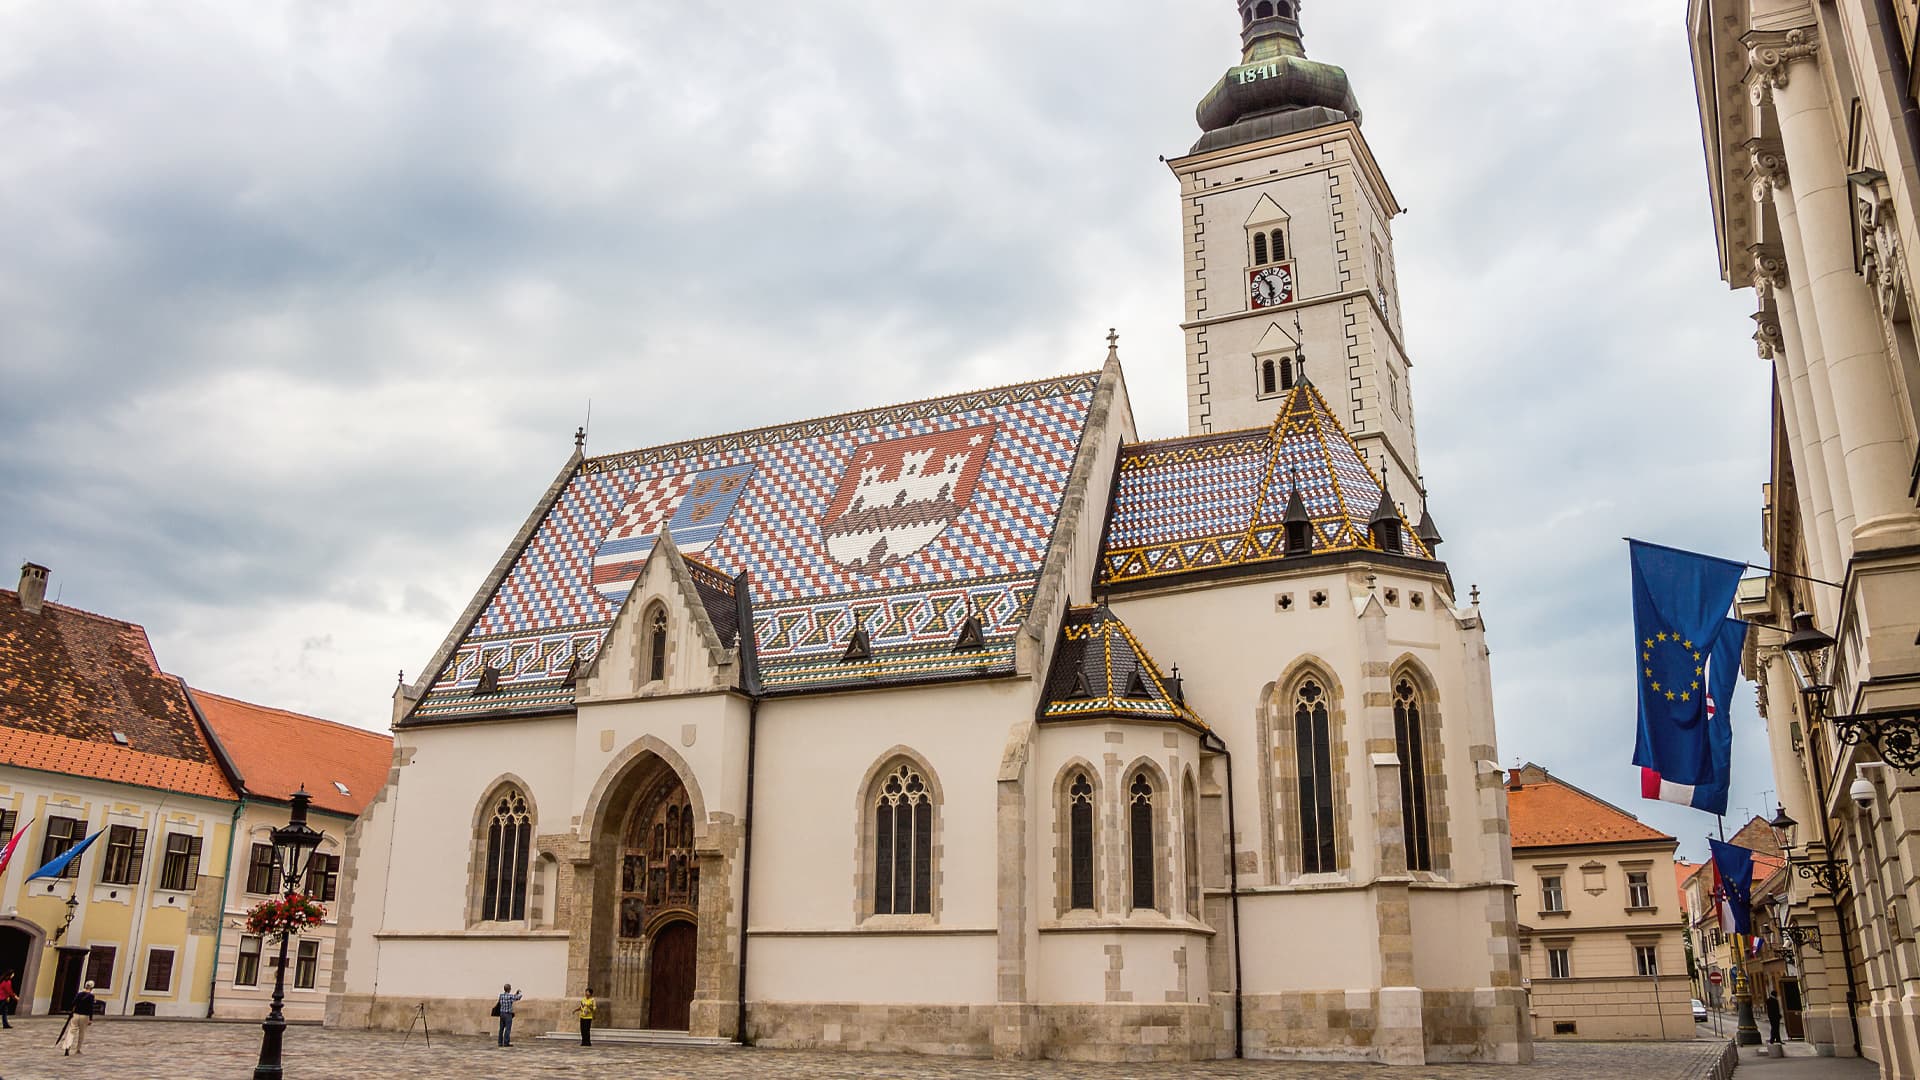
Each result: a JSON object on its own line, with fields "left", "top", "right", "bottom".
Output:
{"left": 1505, "top": 766, "right": 1694, "bottom": 1041}
{"left": 1689, "top": 0, "right": 1920, "bottom": 1072}
{"left": 331, "top": 4, "right": 1531, "bottom": 1065}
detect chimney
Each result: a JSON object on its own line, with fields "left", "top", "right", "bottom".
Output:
{"left": 18, "top": 562, "right": 49, "bottom": 615}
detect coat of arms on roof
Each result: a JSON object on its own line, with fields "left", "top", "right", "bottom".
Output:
{"left": 592, "top": 464, "right": 756, "bottom": 604}
{"left": 820, "top": 424, "right": 996, "bottom": 574}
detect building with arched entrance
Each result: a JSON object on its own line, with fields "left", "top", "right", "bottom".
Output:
{"left": 328, "top": 5, "right": 1533, "bottom": 1064}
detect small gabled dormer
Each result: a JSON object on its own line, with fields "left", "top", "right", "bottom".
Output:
{"left": 575, "top": 532, "right": 746, "bottom": 702}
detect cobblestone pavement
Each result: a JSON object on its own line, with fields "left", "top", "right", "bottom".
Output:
{"left": 0, "top": 1017, "right": 1731, "bottom": 1080}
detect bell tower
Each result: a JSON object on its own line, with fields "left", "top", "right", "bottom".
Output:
{"left": 1169, "top": 1, "right": 1423, "bottom": 502}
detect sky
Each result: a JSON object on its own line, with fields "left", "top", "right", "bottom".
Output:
{"left": 0, "top": 1, "right": 1772, "bottom": 859}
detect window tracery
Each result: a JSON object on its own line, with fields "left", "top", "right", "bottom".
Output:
{"left": 1068, "top": 771, "right": 1095, "bottom": 910}
{"left": 1294, "top": 678, "right": 1337, "bottom": 874}
{"left": 1394, "top": 674, "right": 1435, "bottom": 872}
{"left": 481, "top": 788, "right": 533, "bottom": 922}
{"left": 873, "top": 762, "right": 933, "bottom": 915}
{"left": 647, "top": 605, "right": 669, "bottom": 683}
{"left": 1129, "top": 772, "right": 1156, "bottom": 910}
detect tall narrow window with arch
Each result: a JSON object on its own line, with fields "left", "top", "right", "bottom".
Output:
{"left": 1129, "top": 772, "right": 1156, "bottom": 910}
{"left": 1068, "top": 772, "right": 1095, "bottom": 910}
{"left": 1182, "top": 771, "right": 1201, "bottom": 917}
{"left": 1294, "top": 678, "right": 1337, "bottom": 874}
{"left": 647, "top": 605, "right": 669, "bottom": 683}
{"left": 1394, "top": 676, "right": 1434, "bottom": 872}
{"left": 482, "top": 788, "right": 533, "bottom": 922}
{"left": 873, "top": 763, "right": 933, "bottom": 915}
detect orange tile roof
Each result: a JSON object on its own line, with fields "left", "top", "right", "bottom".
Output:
{"left": 1507, "top": 771, "right": 1672, "bottom": 848}
{"left": 1675, "top": 860, "right": 1697, "bottom": 914}
{"left": 0, "top": 591, "right": 237, "bottom": 801}
{"left": 191, "top": 690, "right": 392, "bottom": 817}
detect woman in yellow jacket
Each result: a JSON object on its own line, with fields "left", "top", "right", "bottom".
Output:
{"left": 576, "top": 987, "right": 597, "bottom": 1047}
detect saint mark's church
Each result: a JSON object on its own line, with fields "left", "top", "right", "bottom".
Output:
{"left": 329, "top": 3, "right": 1533, "bottom": 1064}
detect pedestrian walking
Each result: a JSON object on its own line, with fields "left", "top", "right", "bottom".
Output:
{"left": 0, "top": 969, "right": 17, "bottom": 1028}
{"left": 59, "top": 980, "right": 96, "bottom": 1056}
{"left": 1765, "top": 989, "right": 1783, "bottom": 1044}
{"left": 576, "top": 986, "right": 596, "bottom": 1047}
{"left": 493, "top": 982, "right": 522, "bottom": 1047}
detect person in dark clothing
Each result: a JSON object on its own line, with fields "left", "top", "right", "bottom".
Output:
{"left": 1765, "top": 989, "right": 1783, "bottom": 1044}
{"left": 495, "top": 982, "right": 522, "bottom": 1047}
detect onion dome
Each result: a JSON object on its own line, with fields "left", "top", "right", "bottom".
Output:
{"left": 1192, "top": 1, "right": 1361, "bottom": 154}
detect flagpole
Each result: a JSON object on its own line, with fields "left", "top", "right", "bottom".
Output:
{"left": 1622, "top": 537, "right": 1844, "bottom": 590}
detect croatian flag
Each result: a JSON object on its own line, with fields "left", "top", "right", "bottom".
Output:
{"left": 0, "top": 817, "right": 32, "bottom": 876}
{"left": 1628, "top": 541, "right": 1746, "bottom": 816}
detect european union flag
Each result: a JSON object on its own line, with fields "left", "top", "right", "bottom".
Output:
{"left": 1628, "top": 540, "right": 1745, "bottom": 790}
{"left": 26, "top": 828, "right": 103, "bottom": 882}
{"left": 1709, "top": 838, "right": 1755, "bottom": 935}
{"left": 1690, "top": 617, "right": 1748, "bottom": 816}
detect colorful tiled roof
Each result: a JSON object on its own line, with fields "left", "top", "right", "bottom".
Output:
{"left": 191, "top": 690, "right": 393, "bottom": 817}
{"left": 1038, "top": 606, "right": 1204, "bottom": 729}
{"left": 0, "top": 592, "right": 236, "bottom": 801}
{"left": 1102, "top": 379, "right": 1430, "bottom": 586}
{"left": 411, "top": 372, "right": 1101, "bottom": 721}
{"left": 1507, "top": 769, "right": 1672, "bottom": 849}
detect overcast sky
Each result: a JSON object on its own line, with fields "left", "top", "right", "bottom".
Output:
{"left": 0, "top": 1, "right": 1770, "bottom": 858}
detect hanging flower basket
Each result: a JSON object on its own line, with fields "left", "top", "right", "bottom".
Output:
{"left": 244, "top": 893, "right": 328, "bottom": 941}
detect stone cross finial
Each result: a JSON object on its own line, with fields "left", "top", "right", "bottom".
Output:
{"left": 1106, "top": 328, "right": 1120, "bottom": 364}
{"left": 574, "top": 426, "right": 587, "bottom": 451}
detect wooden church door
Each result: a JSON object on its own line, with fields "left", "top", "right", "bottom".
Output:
{"left": 646, "top": 920, "right": 696, "bottom": 1031}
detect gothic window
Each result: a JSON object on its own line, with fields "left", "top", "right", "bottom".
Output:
{"left": 1394, "top": 677, "right": 1434, "bottom": 872}
{"left": 1294, "top": 678, "right": 1337, "bottom": 874}
{"left": 1253, "top": 232, "right": 1270, "bottom": 266}
{"left": 1255, "top": 1, "right": 1274, "bottom": 18}
{"left": 647, "top": 605, "right": 669, "bottom": 683}
{"left": 1129, "top": 772, "right": 1156, "bottom": 910}
{"left": 873, "top": 762, "right": 934, "bottom": 916}
{"left": 1260, "top": 358, "right": 1278, "bottom": 396}
{"left": 1271, "top": 228, "right": 1287, "bottom": 262}
{"left": 1182, "top": 771, "right": 1201, "bottom": 918}
{"left": 481, "top": 788, "right": 533, "bottom": 922}
{"left": 1068, "top": 771, "right": 1095, "bottom": 910}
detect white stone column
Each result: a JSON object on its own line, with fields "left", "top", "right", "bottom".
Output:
{"left": 1757, "top": 271, "right": 1841, "bottom": 623}
{"left": 1758, "top": 140, "right": 1860, "bottom": 567}
{"left": 1759, "top": 32, "right": 1920, "bottom": 549}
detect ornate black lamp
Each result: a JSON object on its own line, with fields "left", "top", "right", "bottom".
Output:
{"left": 50, "top": 892, "right": 78, "bottom": 943}
{"left": 1785, "top": 610, "right": 1920, "bottom": 770}
{"left": 254, "top": 786, "right": 323, "bottom": 1080}
{"left": 1766, "top": 806, "right": 1823, "bottom": 955}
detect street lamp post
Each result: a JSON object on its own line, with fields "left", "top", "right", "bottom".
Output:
{"left": 254, "top": 786, "right": 323, "bottom": 1080}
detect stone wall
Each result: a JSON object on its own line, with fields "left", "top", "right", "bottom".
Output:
{"left": 329, "top": 992, "right": 573, "bottom": 1040}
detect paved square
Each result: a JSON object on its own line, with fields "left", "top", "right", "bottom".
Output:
{"left": 0, "top": 1018, "right": 1730, "bottom": 1080}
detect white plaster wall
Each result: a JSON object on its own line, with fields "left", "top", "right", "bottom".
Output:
{"left": 1408, "top": 887, "right": 1501, "bottom": 988}
{"left": 748, "top": 679, "right": 1024, "bottom": 933}
{"left": 1035, "top": 930, "right": 1209, "bottom": 1004}
{"left": 379, "top": 718, "right": 575, "bottom": 932}
{"left": 574, "top": 693, "right": 751, "bottom": 834}
{"left": 747, "top": 934, "right": 994, "bottom": 1004}
{"left": 370, "top": 937, "right": 570, "bottom": 999}
{"left": 1234, "top": 889, "right": 1379, "bottom": 992}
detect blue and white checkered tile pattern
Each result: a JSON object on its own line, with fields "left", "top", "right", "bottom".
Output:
{"left": 423, "top": 375, "right": 1096, "bottom": 709}
{"left": 1105, "top": 434, "right": 1268, "bottom": 550}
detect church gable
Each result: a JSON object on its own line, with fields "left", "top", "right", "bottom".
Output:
{"left": 1038, "top": 605, "right": 1203, "bottom": 730}
{"left": 1100, "top": 379, "right": 1431, "bottom": 588}
{"left": 577, "top": 533, "right": 741, "bottom": 701}
{"left": 408, "top": 372, "right": 1101, "bottom": 723}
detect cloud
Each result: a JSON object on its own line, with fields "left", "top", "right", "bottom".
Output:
{"left": 0, "top": 0, "right": 1773, "bottom": 854}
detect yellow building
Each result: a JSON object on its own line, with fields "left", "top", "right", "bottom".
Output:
{"left": 0, "top": 563, "right": 239, "bottom": 1017}
{"left": 1506, "top": 764, "right": 1694, "bottom": 1040}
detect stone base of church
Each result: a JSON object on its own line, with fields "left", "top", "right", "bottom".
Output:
{"left": 327, "top": 992, "right": 572, "bottom": 1040}
{"left": 745, "top": 1000, "right": 1224, "bottom": 1061}
{"left": 1238, "top": 987, "right": 1530, "bottom": 1065}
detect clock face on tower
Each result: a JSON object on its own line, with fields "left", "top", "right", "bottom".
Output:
{"left": 1248, "top": 263, "right": 1295, "bottom": 309}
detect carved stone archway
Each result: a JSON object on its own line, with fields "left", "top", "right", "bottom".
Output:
{"left": 574, "top": 742, "right": 739, "bottom": 1038}
{"left": 0, "top": 916, "right": 46, "bottom": 1015}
